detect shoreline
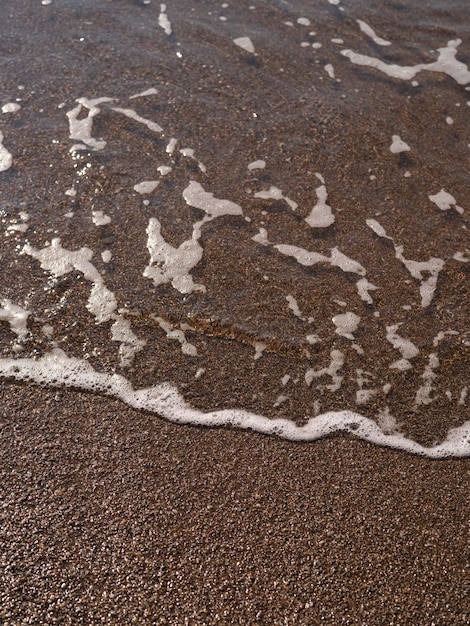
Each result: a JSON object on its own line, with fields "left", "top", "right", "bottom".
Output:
{"left": 1, "top": 381, "right": 468, "bottom": 624}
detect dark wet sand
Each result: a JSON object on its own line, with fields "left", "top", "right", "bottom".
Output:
{"left": 1, "top": 382, "right": 468, "bottom": 625}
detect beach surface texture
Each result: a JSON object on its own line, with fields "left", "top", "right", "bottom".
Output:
{"left": 0, "top": 0, "right": 468, "bottom": 623}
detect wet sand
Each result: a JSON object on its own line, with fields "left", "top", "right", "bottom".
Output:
{"left": 1, "top": 382, "right": 468, "bottom": 625}
{"left": 1, "top": 1, "right": 469, "bottom": 623}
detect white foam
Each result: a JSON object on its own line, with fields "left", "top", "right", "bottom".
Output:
{"left": 2, "top": 102, "right": 21, "bottom": 114}
{"left": 376, "top": 407, "right": 401, "bottom": 434}
{"left": 453, "top": 251, "right": 469, "bottom": 263}
{"left": 157, "top": 165, "right": 172, "bottom": 176}
{"left": 67, "top": 98, "right": 113, "bottom": 151}
{"left": 183, "top": 181, "right": 242, "bottom": 218}
{"left": 253, "top": 341, "right": 266, "bottom": 360}
{"left": 110, "top": 316, "right": 147, "bottom": 367}
{"left": 153, "top": 316, "right": 198, "bottom": 356}
{"left": 305, "top": 175, "right": 335, "bottom": 227}
{"left": 273, "top": 394, "right": 288, "bottom": 407}
{"left": 297, "top": 18, "right": 311, "bottom": 26}
{"left": 306, "top": 334, "right": 320, "bottom": 345}
{"left": 254, "top": 186, "right": 298, "bottom": 211}
{"left": 134, "top": 180, "right": 159, "bottom": 194}
{"left": 0, "top": 300, "right": 30, "bottom": 343}
{"left": 342, "top": 39, "right": 470, "bottom": 85}
{"left": 233, "top": 37, "right": 255, "bottom": 54}
{"left": 158, "top": 3, "right": 172, "bottom": 36}
{"left": 286, "top": 295, "right": 304, "bottom": 320}
{"left": 446, "top": 116, "right": 454, "bottom": 125}
{"left": 101, "top": 250, "right": 112, "bottom": 263}
{"left": 6, "top": 212, "right": 30, "bottom": 234}
{"left": 432, "top": 330, "right": 458, "bottom": 347}
{"left": 251, "top": 227, "right": 270, "bottom": 246}
{"left": 355, "top": 369, "right": 378, "bottom": 406}
{"left": 129, "top": 88, "right": 158, "bottom": 99}
{"left": 415, "top": 353, "right": 439, "bottom": 405}
{"left": 1, "top": 349, "right": 468, "bottom": 456}
{"left": 144, "top": 217, "right": 206, "bottom": 294}
{"left": 247, "top": 160, "right": 266, "bottom": 171}
{"left": 332, "top": 312, "right": 360, "bottom": 339}
{"left": 356, "top": 277, "right": 378, "bottom": 304}
{"left": 92, "top": 211, "right": 111, "bottom": 226}
{"left": 166, "top": 138, "right": 177, "bottom": 154}
{"left": 23, "top": 239, "right": 144, "bottom": 365}
{"left": 356, "top": 20, "right": 391, "bottom": 46}
{"left": 366, "top": 219, "right": 444, "bottom": 307}
{"left": 179, "top": 149, "right": 206, "bottom": 173}
{"left": 146, "top": 174, "right": 241, "bottom": 293}
{"left": 386, "top": 323, "right": 419, "bottom": 371}
{"left": 276, "top": 243, "right": 366, "bottom": 277}
{"left": 305, "top": 349, "right": 344, "bottom": 391}
{"left": 324, "top": 64, "right": 335, "bottom": 79}
{"left": 0, "top": 131, "right": 13, "bottom": 171}
{"left": 390, "top": 135, "right": 411, "bottom": 154}
{"left": 111, "top": 107, "right": 163, "bottom": 133}
{"left": 429, "top": 189, "right": 464, "bottom": 214}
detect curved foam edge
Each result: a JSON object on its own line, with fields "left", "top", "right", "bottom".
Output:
{"left": 0, "top": 350, "right": 468, "bottom": 458}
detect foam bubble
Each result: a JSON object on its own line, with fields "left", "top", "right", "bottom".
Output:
{"left": 332, "top": 312, "right": 360, "bottom": 339}
{"left": 286, "top": 295, "right": 305, "bottom": 320}
{"left": 2, "top": 102, "right": 21, "bottom": 114}
{"left": 305, "top": 175, "right": 335, "bottom": 228}
{"left": 0, "top": 131, "right": 13, "bottom": 171}
{"left": 254, "top": 186, "right": 298, "bottom": 211}
{"left": 129, "top": 88, "right": 158, "bottom": 99}
{"left": 158, "top": 3, "right": 172, "bottom": 36}
{"left": 247, "top": 160, "right": 266, "bottom": 171}
{"left": 429, "top": 189, "right": 464, "bottom": 213}
{"left": 92, "top": 211, "right": 111, "bottom": 226}
{"left": 183, "top": 181, "right": 242, "bottom": 217}
{"left": 356, "top": 20, "right": 391, "bottom": 46}
{"left": 0, "top": 300, "right": 30, "bottom": 343}
{"left": 134, "top": 180, "right": 159, "bottom": 194}
{"left": 234, "top": 37, "right": 255, "bottom": 54}
{"left": 324, "top": 64, "right": 335, "bottom": 79}
{"left": 67, "top": 98, "right": 113, "bottom": 151}
{"left": 144, "top": 217, "right": 206, "bottom": 294}
{"left": 390, "top": 135, "right": 411, "bottom": 154}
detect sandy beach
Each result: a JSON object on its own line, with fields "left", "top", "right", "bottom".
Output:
{"left": 1, "top": 381, "right": 468, "bottom": 624}
{"left": 1, "top": 1, "right": 469, "bottom": 623}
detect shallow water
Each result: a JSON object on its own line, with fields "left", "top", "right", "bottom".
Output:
{"left": 0, "top": 0, "right": 469, "bottom": 456}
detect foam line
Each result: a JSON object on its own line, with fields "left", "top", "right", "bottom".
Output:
{"left": 342, "top": 39, "right": 470, "bottom": 85}
{"left": 0, "top": 350, "right": 468, "bottom": 458}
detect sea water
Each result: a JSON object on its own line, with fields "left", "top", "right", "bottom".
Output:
{"left": 0, "top": 0, "right": 469, "bottom": 457}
